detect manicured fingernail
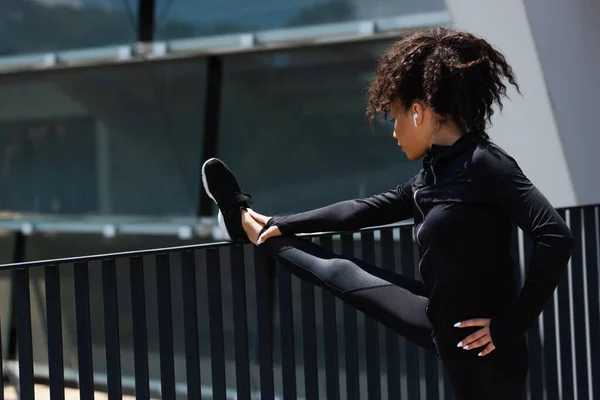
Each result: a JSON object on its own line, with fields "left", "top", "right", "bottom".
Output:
{"left": 478, "top": 352, "right": 483, "bottom": 357}
{"left": 463, "top": 345, "right": 469, "bottom": 350}
{"left": 456, "top": 341, "right": 462, "bottom": 347}
{"left": 454, "top": 322, "right": 461, "bottom": 327}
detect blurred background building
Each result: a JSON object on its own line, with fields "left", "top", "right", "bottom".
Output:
{"left": 0, "top": 0, "right": 598, "bottom": 262}
{"left": 0, "top": 0, "right": 598, "bottom": 397}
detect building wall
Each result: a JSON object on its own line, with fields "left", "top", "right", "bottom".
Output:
{"left": 523, "top": 0, "right": 600, "bottom": 207}
{"left": 445, "top": 0, "right": 600, "bottom": 208}
{"left": 444, "top": 0, "right": 577, "bottom": 208}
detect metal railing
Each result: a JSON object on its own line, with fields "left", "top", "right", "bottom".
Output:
{"left": 0, "top": 204, "right": 598, "bottom": 399}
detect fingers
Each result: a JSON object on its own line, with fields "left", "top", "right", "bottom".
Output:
{"left": 257, "top": 226, "right": 277, "bottom": 245}
{"left": 454, "top": 318, "right": 490, "bottom": 328}
{"left": 478, "top": 343, "right": 496, "bottom": 357}
{"left": 459, "top": 335, "right": 491, "bottom": 351}
{"left": 247, "top": 209, "right": 270, "bottom": 225}
{"left": 457, "top": 328, "right": 487, "bottom": 349}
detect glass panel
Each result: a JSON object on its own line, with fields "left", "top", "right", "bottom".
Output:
{"left": 0, "top": 59, "right": 206, "bottom": 217}
{"left": 156, "top": 0, "right": 446, "bottom": 41}
{"left": 0, "top": 0, "right": 139, "bottom": 56}
{"left": 219, "top": 41, "right": 422, "bottom": 216}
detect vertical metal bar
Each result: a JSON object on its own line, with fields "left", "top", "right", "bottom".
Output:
{"left": 74, "top": 261, "right": 95, "bottom": 399}
{"left": 102, "top": 258, "right": 123, "bottom": 399}
{"left": 400, "top": 227, "right": 419, "bottom": 399}
{"left": 423, "top": 352, "right": 439, "bottom": 399}
{"left": 541, "top": 256, "right": 560, "bottom": 400}
{"left": 137, "top": 0, "right": 155, "bottom": 42}
{"left": 8, "top": 231, "right": 26, "bottom": 361}
{"left": 156, "top": 253, "right": 176, "bottom": 400}
{"left": 522, "top": 236, "right": 544, "bottom": 400}
{"left": 198, "top": 56, "right": 224, "bottom": 217}
{"left": 569, "top": 209, "right": 588, "bottom": 399}
{"left": 206, "top": 248, "right": 227, "bottom": 399}
{"left": 129, "top": 256, "right": 150, "bottom": 400}
{"left": 300, "top": 277, "right": 319, "bottom": 400}
{"left": 277, "top": 260, "right": 297, "bottom": 399}
{"left": 318, "top": 235, "right": 340, "bottom": 400}
{"left": 45, "top": 264, "right": 65, "bottom": 400}
{"left": 360, "top": 231, "right": 381, "bottom": 400}
{"left": 381, "top": 229, "right": 401, "bottom": 400}
{"left": 181, "top": 251, "right": 201, "bottom": 400}
{"left": 443, "top": 367, "right": 454, "bottom": 400}
{"left": 254, "top": 248, "right": 275, "bottom": 399}
{"left": 557, "top": 209, "right": 575, "bottom": 398}
{"left": 15, "top": 268, "right": 34, "bottom": 400}
{"left": 584, "top": 206, "right": 600, "bottom": 400}
{"left": 340, "top": 233, "right": 359, "bottom": 400}
{"left": 230, "top": 246, "right": 251, "bottom": 399}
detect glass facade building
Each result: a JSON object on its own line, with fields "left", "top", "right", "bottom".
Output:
{"left": 0, "top": 1, "right": 448, "bottom": 397}
{"left": 0, "top": 0, "right": 449, "bottom": 261}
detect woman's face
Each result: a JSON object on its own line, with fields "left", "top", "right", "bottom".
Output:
{"left": 390, "top": 100, "right": 429, "bottom": 161}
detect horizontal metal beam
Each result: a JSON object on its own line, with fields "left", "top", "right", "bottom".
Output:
{"left": 0, "top": 11, "right": 450, "bottom": 75}
{"left": 0, "top": 218, "right": 417, "bottom": 270}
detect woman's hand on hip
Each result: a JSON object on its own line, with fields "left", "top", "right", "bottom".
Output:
{"left": 454, "top": 318, "right": 496, "bottom": 356}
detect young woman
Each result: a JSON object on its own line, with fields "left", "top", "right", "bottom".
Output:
{"left": 202, "top": 27, "right": 573, "bottom": 399}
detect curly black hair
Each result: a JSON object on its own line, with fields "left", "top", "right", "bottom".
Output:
{"left": 366, "top": 27, "right": 520, "bottom": 139}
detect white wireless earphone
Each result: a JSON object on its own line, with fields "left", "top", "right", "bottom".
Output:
{"left": 413, "top": 112, "right": 419, "bottom": 127}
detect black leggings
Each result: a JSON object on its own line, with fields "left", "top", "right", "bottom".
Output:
{"left": 259, "top": 234, "right": 529, "bottom": 400}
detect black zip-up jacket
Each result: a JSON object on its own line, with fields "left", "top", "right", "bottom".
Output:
{"left": 269, "top": 135, "right": 573, "bottom": 348}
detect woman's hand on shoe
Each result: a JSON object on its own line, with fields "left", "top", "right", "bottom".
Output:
{"left": 257, "top": 225, "right": 282, "bottom": 244}
{"left": 246, "top": 209, "right": 282, "bottom": 244}
{"left": 454, "top": 318, "right": 496, "bottom": 356}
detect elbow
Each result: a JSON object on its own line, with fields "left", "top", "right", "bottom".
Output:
{"left": 552, "top": 224, "right": 574, "bottom": 259}
{"left": 559, "top": 223, "right": 574, "bottom": 253}
{"left": 537, "top": 223, "right": 574, "bottom": 259}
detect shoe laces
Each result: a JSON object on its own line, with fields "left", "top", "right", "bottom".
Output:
{"left": 217, "top": 192, "right": 254, "bottom": 209}
{"left": 235, "top": 192, "right": 254, "bottom": 205}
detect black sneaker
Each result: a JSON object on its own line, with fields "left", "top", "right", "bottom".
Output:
{"left": 201, "top": 158, "right": 253, "bottom": 244}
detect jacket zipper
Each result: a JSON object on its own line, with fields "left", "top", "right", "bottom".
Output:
{"left": 414, "top": 187, "right": 425, "bottom": 282}
{"left": 414, "top": 165, "right": 435, "bottom": 283}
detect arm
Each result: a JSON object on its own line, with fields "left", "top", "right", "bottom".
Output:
{"left": 471, "top": 144, "right": 574, "bottom": 348}
{"left": 269, "top": 176, "right": 417, "bottom": 235}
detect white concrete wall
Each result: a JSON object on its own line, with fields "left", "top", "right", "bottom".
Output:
{"left": 523, "top": 0, "right": 600, "bottom": 207}
{"left": 444, "top": 0, "right": 577, "bottom": 207}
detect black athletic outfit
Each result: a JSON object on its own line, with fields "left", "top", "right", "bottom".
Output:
{"left": 256, "top": 135, "right": 573, "bottom": 399}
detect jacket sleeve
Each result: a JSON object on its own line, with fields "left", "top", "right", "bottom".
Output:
{"left": 268, "top": 176, "right": 417, "bottom": 235}
{"left": 471, "top": 144, "right": 574, "bottom": 348}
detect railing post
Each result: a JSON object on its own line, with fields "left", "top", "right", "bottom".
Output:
{"left": 45, "top": 263, "right": 65, "bottom": 400}
{"left": 74, "top": 261, "right": 95, "bottom": 399}
{"left": 340, "top": 233, "right": 359, "bottom": 400}
{"left": 253, "top": 248, "right": 276, "bottom": 399}
{"left": 102, "top": 258, "right": 123, "bottom": 399}
{"left": 156, "top": 253, "right": 176, "bottom": 400}
{"left": 181, "top": 251, "right": 202, "bottom": 400}
{"left": 206, "top": 248, "right": 227, "bottom": 399}
{"left": 129, "top": 256, "right": 150, "bottom": 399}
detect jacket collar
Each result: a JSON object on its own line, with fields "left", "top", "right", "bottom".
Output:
{"left": 423, "top": 134, "right": 482, "bottom": 167}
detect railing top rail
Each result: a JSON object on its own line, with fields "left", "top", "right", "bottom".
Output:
{"left": 0, "top": 220, "right": 414, "bottom": 270}
{"left": 2, "top": 202, "right": 595, "bottom": 270}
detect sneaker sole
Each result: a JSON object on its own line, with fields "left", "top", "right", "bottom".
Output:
{"left": 202, "top": 158, "right": 233, "bottom": 242}
{"left": 201, "top": 157, "right": 218, "bottom": 204}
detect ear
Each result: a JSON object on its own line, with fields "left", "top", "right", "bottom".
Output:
{"left": 412, "top": 102, "right": 424, "bottom": 126}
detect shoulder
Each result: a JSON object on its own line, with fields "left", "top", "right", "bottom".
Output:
{"left": 467, "top": 140, "right": 528, "bottom": 188}
{"left": 470, "top": 140, "right": 520, "bottom": 175}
